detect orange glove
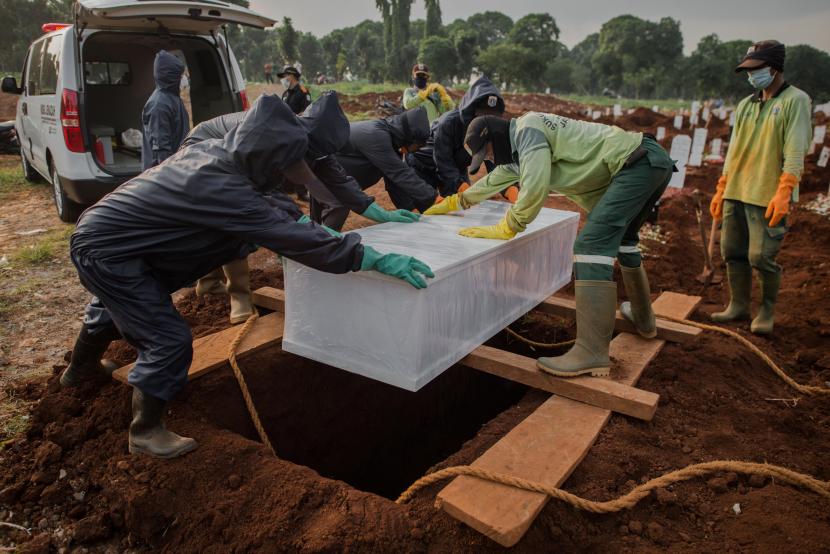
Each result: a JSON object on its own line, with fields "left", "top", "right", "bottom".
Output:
{"left": 764, "top": 172, "right": 797, "bottom": 227}
{"left": 709, "top": 175, "right": 727, "bottom": 220}
{"left": 458, "top": 182, "right": 471, "bottom": 194}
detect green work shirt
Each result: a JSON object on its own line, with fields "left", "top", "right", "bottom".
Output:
{"left": 402, "top": 86, "right": 454, "bottom": 122}
{"left": 722, "top": 83, "right": 812, "bottom": 207}
{"left": 463, "top": 112, "right": 642, "bottom": 232}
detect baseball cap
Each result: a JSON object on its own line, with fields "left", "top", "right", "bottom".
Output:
{"left": 277, "top": 65, "right": 301, "bottom": 78}
{"left": 735, "top": 40, "right": 785, "bottom": 73}
{"left": 412, "top": 63, "right": 430, "bottom": 77}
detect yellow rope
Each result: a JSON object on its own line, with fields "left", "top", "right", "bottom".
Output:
{"left": 395, "top": 460, "right": 830, "bottom": 508}
{"left": 662, "top": 316, "right": 830, "bottom": 397}
{"left": 504, "top": 327, "right": 576, "bottom": 349}
{"left": 227, "top": 311, "right": 277, "bottom": 456}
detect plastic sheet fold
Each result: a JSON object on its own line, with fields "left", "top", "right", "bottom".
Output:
{"left": 282, "top": 201, "right": 580, "bottom": 391}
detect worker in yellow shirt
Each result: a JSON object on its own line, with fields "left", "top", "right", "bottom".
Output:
{"left": 402, "top": 63, "right": 455, "bottom": 122}
{"left": 710, "top": 40, "right": 812, "bottom": 335}
{"left": 426, "top": 114, "right": 675, "bottom": 378}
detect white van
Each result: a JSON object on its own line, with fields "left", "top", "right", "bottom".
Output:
{"left": 2, "top": 0, "right": 274, "bottom": 222}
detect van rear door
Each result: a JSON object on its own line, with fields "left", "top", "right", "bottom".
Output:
{"left": 76, "top": 0, "right": 276, "bottom": 33}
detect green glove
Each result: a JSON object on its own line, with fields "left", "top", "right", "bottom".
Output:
{"left": 361, "top": 202, "right": 421, "bottom": 224}
{"left": 297, "top": 214, "right": 342, "bottom": 237}
{"left": 360, "top": 245, "right": 434, "bottom": 289}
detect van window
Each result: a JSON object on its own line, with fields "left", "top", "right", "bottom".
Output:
{"left": 27, "top": 41, "right": 45, "bottom": 95}
{"left": 85, "top": 62, "right": 131, "bottom": 85}
{"left": 40, "top": 37, "right": 62, "bottom": 95}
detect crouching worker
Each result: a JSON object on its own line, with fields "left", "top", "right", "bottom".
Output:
{"left": 426, "top": 113, "right": 675, "bottom": 378}
{"left": 60, "top": 95, "right": 433, "bottom": 459}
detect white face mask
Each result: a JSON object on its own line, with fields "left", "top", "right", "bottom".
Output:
{"left": 280, "top": 78, "right": 292, "bottom": 89}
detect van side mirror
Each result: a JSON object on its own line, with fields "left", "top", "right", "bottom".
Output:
{"left": 2, "top": 76, "right": 22, "bottom": 95}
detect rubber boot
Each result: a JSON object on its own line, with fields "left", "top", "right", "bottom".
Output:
{"left": 619, "top": 265, "right": 657, "bottom": 339}
{"left": 537, "top": 281, "right": 617, "bottom": 377}
{"left": 60, "top": 325, "right": 119, "bottom": 388}
{"left": 195, "top": 268, "right": 226, "bottom": 296}
{"left": 751, "top": 272, "right": 780, "bottom": 335}
{"left": 128, "top": 388, "right": 198, "bottom": 459}
{"left": 711, "top": 265, "right": 752, "bottom": 323}
{"left": 224, "top": 258, "right": 254, "bottom": 325}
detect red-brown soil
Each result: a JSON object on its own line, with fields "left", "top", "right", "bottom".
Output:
{"left": 2, "top": 91, "right": 830, "bottom": 553}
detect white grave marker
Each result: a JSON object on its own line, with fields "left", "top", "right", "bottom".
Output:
{"left": 652, "top": 105, "right": 659, "bottom": 113}
{"left": 656, "top": 126, "right": 666, "bottom": 141}
{"left": 613, "top": 104, "right": 623, "bottom": 117}
{"left": 808, "top": 142, "right": 816, "bottom": 155}
{"left": 710, "top": 138, "right": 723, "bottom": 157}
{"left": 702, "top": 107, "right": 711, "bottom": 122}
{"left": 690, "top": 113, "right": 699, "bottom": 127}
{"left": 818, "top": 146, "right": 830, "bottom": 168}
{"left": 674, "top": 115, "right": 683, "bottom": 129}
{"left": 729, "top": 111, "right": 736, "bottom": 127}
{"left": 592, "top": 110, "right": 601, "bottom": 120}
{"left": 688, "top": 128, "right": 709, "bottom": 167}
{"left": 668, "top": 134, "right": 692, "bottom": 189}
{"left": 813, "top": 125, "right": 827, "bottom": 144}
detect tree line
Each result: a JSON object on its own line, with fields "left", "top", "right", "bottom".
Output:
{"left": 1, "top": 0, "right": 829, "bottom": 102}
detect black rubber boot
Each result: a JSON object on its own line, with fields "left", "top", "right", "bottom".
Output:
{"left": 128, "top": 388, "right": 198, "bottom": 459}
{"left": 60, "top": 325, "right": 120, "bottom": 388}
{"left": 619, "top": 265, "right": 657, "bottom": 339}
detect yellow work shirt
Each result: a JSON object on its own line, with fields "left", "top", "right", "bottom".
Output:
{"left": 722, "top": 83, "right": 812, "bottom": 207}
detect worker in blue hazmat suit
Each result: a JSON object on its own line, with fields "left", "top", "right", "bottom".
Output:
{"left": 60, "top": 95, "right": 433, "bottom": 460}
{"left": 336, "top": 107, "right": 436, "bottom": 213}
{"left": 141, "top": 50, "right": 190, "bottom": 170}
{"left": 183, "top": 92, "right": 420, "bottom": 323}
{"left": 407, "top": 75, "right": 518, "bottom": 202}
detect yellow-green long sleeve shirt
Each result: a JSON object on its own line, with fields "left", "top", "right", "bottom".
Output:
{"left": 722, "top": 83, "right": 812, "bottom": 207}
{"left": 463, "top": 112, "right": 642, "bottom": 232}
{"left": 402, "top": 86, "right": 455, "bottom": 123}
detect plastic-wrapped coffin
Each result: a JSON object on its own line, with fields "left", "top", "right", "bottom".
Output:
{"left": 283, "top": 201, "right": 580, "bottom": 391}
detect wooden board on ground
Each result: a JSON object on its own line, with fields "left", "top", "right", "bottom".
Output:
{"left": 462, "top": 346, "right": 659, "bottom": 421}
{"left": 112, "top": 312, "right": 284, "bottom": 384}
{"left": 435, "top": 292, "right": 701, "bottom": 547}
{"left": 535, "top": 296, "right": 700, "bottom": 343}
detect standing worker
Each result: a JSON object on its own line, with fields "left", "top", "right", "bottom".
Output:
{"left": 402, "top": 63, "right": 455, "bottom": 123}
{"left": 426, "top": 113, "right": 675, "bottom": 378}
{"left": 709, "top": 41, "right": 811, "bottom": 335}
{"left": 141, "top": 51, "right": 189, "bottom": 170}
{"left": 264, "top": 61, "right": 274, "bottom": 84}
{"left": 59, "top": 96, "right": 433, "bottom": 459}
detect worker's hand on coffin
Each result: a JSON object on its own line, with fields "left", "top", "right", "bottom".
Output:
{"left": 360, "top": 245, "right": 434, "bottom": 289}
{"left": 423, "top": 193, "right": 463, "bottom": 216}
{"left": 297, "top": 214, "right": 343, "bottom": 237}
{"left": 458, "top": 217, "right": 517, "bottom": 240}
{"left": 709, "top": 175, "right": 727, "bottom": 220}
{"left": 361, "top": 202, "right": 421, "bottom": 224}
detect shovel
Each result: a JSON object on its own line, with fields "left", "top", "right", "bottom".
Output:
{"left": 692, "top": 189, "right": 722, "bottom": 286}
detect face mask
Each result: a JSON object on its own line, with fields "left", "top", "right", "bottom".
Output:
{"left": 280, "top": 78, "right": 292, "bottom": 89}
{"left": 414, "top": 75, "right": 428, "bottom": 89}
{"left": 747, "top": 67, "right": 774, "bottom": 90}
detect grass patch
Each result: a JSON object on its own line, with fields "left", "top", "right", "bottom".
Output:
{"left": 9, "top": 225, "right": 73, "bottom": 266}
{"left": 0, "top": 164, "right": 27, "bottom": 198}
{"left": 0, "top": 391, "right": 30, "bottom": 444}
{"left": 308, "top": 80, "right": 405, "bottom": 100}
{"left": 560, "top": 94, "right": 689, "bottom": 111}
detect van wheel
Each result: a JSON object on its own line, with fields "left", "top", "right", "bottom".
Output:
{"left": 20, "top": 149, "right": 40, "bottom": 182}
{"left": 50, "top": 164, "right": 83, "bottom": 223}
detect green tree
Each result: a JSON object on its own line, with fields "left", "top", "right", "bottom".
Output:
{"left": 298, "top": 32, "right": 327, "bottom": 79}
{"left": 508, "top": 13, "right": 560, "bottom": 53}
{"left": 568, "top": 33, "right": 600, "bottom": 94}
{"left": 278, "top": 16, "right": 300, "bottom": 64}
{"left": 335, "top": 51, "right": 348, "bottom": 81}
{"left": 418, "top": 36, "right": 456, "bottom": 81}
{"left": 376, "top": 0, "right": 414, "bottom": 81}
{"left": 786, "top": 44, "right": 830, "bottom": 103}
{"left": 353, "top": 24, "right": 385, "bottom": 82}
{"left": 686, "top": 34, "right": 753, "bottom": 100}
{"left": 424, "top": 0, "right": 442, "bottom": 38}
{"left": 476, "top": 43, "right": 537, "bottom": 89}
{"left": 451, "top": 27, "right": 478, "bottom": 79}
{"left": 467, "top": 11, "right": 514, "bottom": 51}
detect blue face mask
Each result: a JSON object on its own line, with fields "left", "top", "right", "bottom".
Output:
{"left": 747, "top": 67, "right": 774, "bottom": 90}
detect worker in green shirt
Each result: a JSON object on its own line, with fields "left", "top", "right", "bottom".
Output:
{"left": 425, "top": 113, "right": 675, "bottom": 378}
{"left": 710, "top": 40, "right": 812, "bottom": 335}
{"left": 402, "top": 63, "right": 455, "bottom": 122}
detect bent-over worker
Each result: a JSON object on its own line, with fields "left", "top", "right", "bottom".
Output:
{"left": 426, "top": 113, "right": 675, "bottom": 378}
{"left": 60, "top": 95, "right": 433, "bottom": 460}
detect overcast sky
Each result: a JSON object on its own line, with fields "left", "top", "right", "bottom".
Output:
{"left": 248, "top": 0, "right": 830, "bottom": 54}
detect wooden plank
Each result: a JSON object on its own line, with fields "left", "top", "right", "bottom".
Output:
{"left": 534, "top": 295, "right": 701, "bottom": 344}
{"left": 250, "top": 286, "right": 699, "bottom": 343}
{"left": 462, "top": 346, "right": 658, "bottom": 421}
{"left": 436, "top": 292, "right": 701, "bottom": 547}
{"left": 112, "top": 312, "right": 284, "bottom": 384}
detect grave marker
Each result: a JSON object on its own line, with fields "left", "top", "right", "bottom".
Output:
{"left": 613, "top": 104, "right": 623, "bottom": 117}
{"left": 592, "top": 110, "right": 601, "bottom": 120}
{"left": 656, "top": 126, "right": 666, "bottom": 141}
{"left": 674, "top": 115, "right": 683, "bottom": 129}
{"left": 667, "top": 135, "right": 692, "bottom": 189}
{"left": 818, "top": 146, "right": 830, "bottom": 168}
{"left": 688, "top": 127, "right": 709, "bottom": 167}
{"left": 813, "top": 125, "right": 827, "bottom": 144}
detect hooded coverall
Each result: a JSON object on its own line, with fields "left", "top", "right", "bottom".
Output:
{"left": 141, "top": 51, "right": 189, "bottom": 170}
{"left": 72, "top": 96, "right": 366, "bottom": 401}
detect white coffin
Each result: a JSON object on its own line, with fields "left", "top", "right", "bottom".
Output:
{"left": 282, "top": 201, "right": 580, "bottom": 391}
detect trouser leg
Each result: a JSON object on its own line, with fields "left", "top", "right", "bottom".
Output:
{"left": 713, "top": 200, "right": 753, "bottom": 322}
{"left": 746, "top": 203, "right": 786, "bottom": 334}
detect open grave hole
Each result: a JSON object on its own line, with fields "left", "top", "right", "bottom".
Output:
{"left": 186, "top": 312, "right": 573, "bottom": 500}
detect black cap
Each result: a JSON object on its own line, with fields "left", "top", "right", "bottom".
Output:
{"left": 464, "top": 116, "right": 492, "bottom": 174}
{"left": 277, "top": 65, "right": 301, "bottom": 78}
{"left": 735, "top": 40, "right": 785, "bottom": 73}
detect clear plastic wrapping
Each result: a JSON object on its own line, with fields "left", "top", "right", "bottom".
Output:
{"left": 282, "top": 201, "right": 580, "bottom": 391}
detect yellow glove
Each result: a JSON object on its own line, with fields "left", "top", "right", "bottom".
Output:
{"left": 423, "top": 194, "right": 463, "bottom": 215}
{"left": 764, "top": 172, "right": 797, "bottom": 227}
{"left": 458, "top": 217, "right": 517, "bottom": 240}
{"left": 709, "top": 175, "right": 727, "bottom": 220}
{"left": 439, "top": 89, "right": 453, "bottom": 109}
{"left": 417, "top": 88, "right": 430, "bottom": 101}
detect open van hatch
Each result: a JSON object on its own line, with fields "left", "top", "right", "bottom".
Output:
{"left": 76, "top": 0, "right": 276, "bottom": 34}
